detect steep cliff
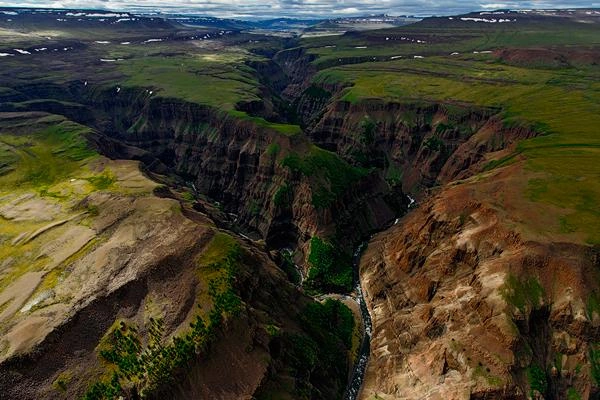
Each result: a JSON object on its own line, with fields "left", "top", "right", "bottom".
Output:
{"left": 359, "top": 164, "right": 600, "bottom": 400}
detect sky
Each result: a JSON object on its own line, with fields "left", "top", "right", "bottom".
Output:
{"left": 0, "top": 0, "right": 598, "bottom": 19}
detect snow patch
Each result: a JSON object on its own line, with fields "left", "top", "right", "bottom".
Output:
{"left": 460, "top": 17, "right": 515, "bottom": 23}
{"left": 14, "top": 49, "right": 30, "bottom": 54}
{"left": 94, "top": 41, "right": 111, "bottom": 44}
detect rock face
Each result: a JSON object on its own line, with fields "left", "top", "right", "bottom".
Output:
{"left": 359, "top": 167, "right": 600, "bottom": 400}
{"left": 82, "top": 86, "right": 405, "bottom": 254}
{"left": 308, "top": 99, "right": 537, "bottom": 194}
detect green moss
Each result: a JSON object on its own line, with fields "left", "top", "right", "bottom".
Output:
{"left": 266, "top": 143, "right": 281, "bottom": 157}
{"left": 586, "top": 292, "right": 600, "bottom": 321}
{"left": 472, "top": 365, "right": 504, "bottom": 387}
{"left": 527, "top": 364, "right": 548, "bottom": 397}
{"left": 86, "top": 172, "right": 116, "bottom": 191}
{"left": 273, "top": 183, "right": 292, "bottom": 207}
{"left": 0, "top": 121, "right": 97, "bottom": 190}
{"left": 228, "top": 110, "right": 302, "bottom": 136}
{"left": 279, "top": 250, "right": 301, "bottom": 285}
{"left": 305, "top": 236, "right": 353, "bottom": 293}
{"left": 500, "top": 274, "right": 544, "bottom": 313}
{"left": 281, "top": 145, "right": 369, "bottom": 209}
{"left": 590, "top": 343, "right": 600, "bottom": 385}
{"left": 567, "top": 388, "right": 582, "bottom": 400}
{"left": 181, "top": 191, "right": 195, "bottom": 202}
{"left": 423, "top": 135, "right": 445, "bottom": 152}
{"left": 359, "top": 116, "right": 376, "bottom": 145}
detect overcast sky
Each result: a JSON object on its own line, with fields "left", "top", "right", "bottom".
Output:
{"left": 0, "top": 0, "right": 598, "bottom": 18}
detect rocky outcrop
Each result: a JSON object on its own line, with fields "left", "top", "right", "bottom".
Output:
{"left": 358, "top": 168, "right": 600, "bottom": 400}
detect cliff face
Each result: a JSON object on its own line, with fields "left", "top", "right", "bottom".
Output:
{"left": 79, "top": 87, "right": 405, "bottom": 254}
{"left": 308, "top": 99, "right": 537, "bottom": 195}
{"left": 359, "top": 165, "right": 600, "bottom": 400}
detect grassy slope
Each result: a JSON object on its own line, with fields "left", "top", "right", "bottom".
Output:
{"left": 0, "top": 114, "right": 154, "bottom": 300}
{"left": 308, "top": 21, "right": 600, "bottom": 244}
{"left": 302, "top": 19, "right": 600, "bottom": 67}
{"left": 115, "top": 45, "right": 301, "bottom": 135}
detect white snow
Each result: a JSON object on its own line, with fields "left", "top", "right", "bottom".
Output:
{"left": 413, "top": 55, "right": 424, "bottom": 59}
{"left": 1, "top": 11, "right": 17, "bottom": 15}
{"left": 460, "top": 17, "right": 515, "bottom": 23}
{"left": 34, "top": 47, "right": 47, "bottom": 52}
{"left": 14, "top": 49, "right": 31, "bottom": 54}
{"left": 144, "top": 39, "right": 163, "bottom": 43}
{"left": 67, "top": 12, "right": 128, "bottom": 18}
{"left": 116, "top": 87, "right": 121, "bottom": 93}
{"left": 451, "top": 52, "right": 460, "bottom": 55}
{"left": 354, "top": 46, "right": 367, "bottom": 49}
{"left": 0, "top": 53, "right": 14, "bottom": 57}
{"left": 100, "top": 58, "right": 117, "bottom": 62}
{"left": 390, "top": 55, "right": 403, "bottom": 60}
{"left": 94, "top": 41, "right": 111, "bottom": 44}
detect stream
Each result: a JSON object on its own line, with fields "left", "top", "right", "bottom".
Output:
{"left": 343, "top": 242, "right": 372, "bottom": 400}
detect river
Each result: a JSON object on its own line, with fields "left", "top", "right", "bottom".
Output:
{"left": 343, "top": 242, "right": 372, "bottom": 400}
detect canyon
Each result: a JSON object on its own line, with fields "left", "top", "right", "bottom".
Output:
{"left": 0, "top": 8, "right": 599, "bottom": 400}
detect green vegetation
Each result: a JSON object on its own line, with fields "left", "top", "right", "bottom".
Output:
{"left": 273, "top": 183, "right": 292, "bottom": 207}
{"left": 423, "top": 135, "right": 445, "bottom": 152}
{"left": 0, "top": 120, "right": 96, "bottom": 190}
{"left": 527, "top": 364, "right": 548, "bottom": 397}
{"left": 120, "top": 55, "right": 259, "bottom": 110}
{"left": 84, "top": 233, "right": 243, "bottom": 399}
{"left": 359, "top": 116, "right": 376, "bottom": 145}
{"left": 586, "top": 292, "right": 600, "bottom": 321}
{"left": 284, "top": 299, "right": 354, "bottom": 398}
{"left": 279, "top": 250, "right": 301, "bottom": 285}
{"left": 303, "top": 20, "right": 600, "bottom": 68}
{"left": 500, "top": 275, "right": 544, "bottom": 313}
{"left": 229, "top": 111, "right": 302, "bottom": 136}
{"left": 302, "top": 299, "right": 354, "bottom": 348}
{"left": 282, "top": 145, "right": 369, "bottom": 209}
{"left": 266, "top": 143, "right": 281, "bottom": 157}
{"left": 86, "top": 172, "right": 116, "bottom": 191}
{"left": 590, "top": 344, "right": 600, "bottom": 385}
{"left": 567, "top": 387, "right": 582, "bottom": 400}
{"left": 52, "top": 371, "right": 72, "bottom": 392}
{"left": 472, "top": 364, "right": 503, "bottom": 387}
{"left": 305, "top": 237, "right": 353, "bottom": 293}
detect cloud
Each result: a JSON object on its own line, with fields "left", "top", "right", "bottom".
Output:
{"left": 0, "top": 0, "right": 598, "bottom": 18}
